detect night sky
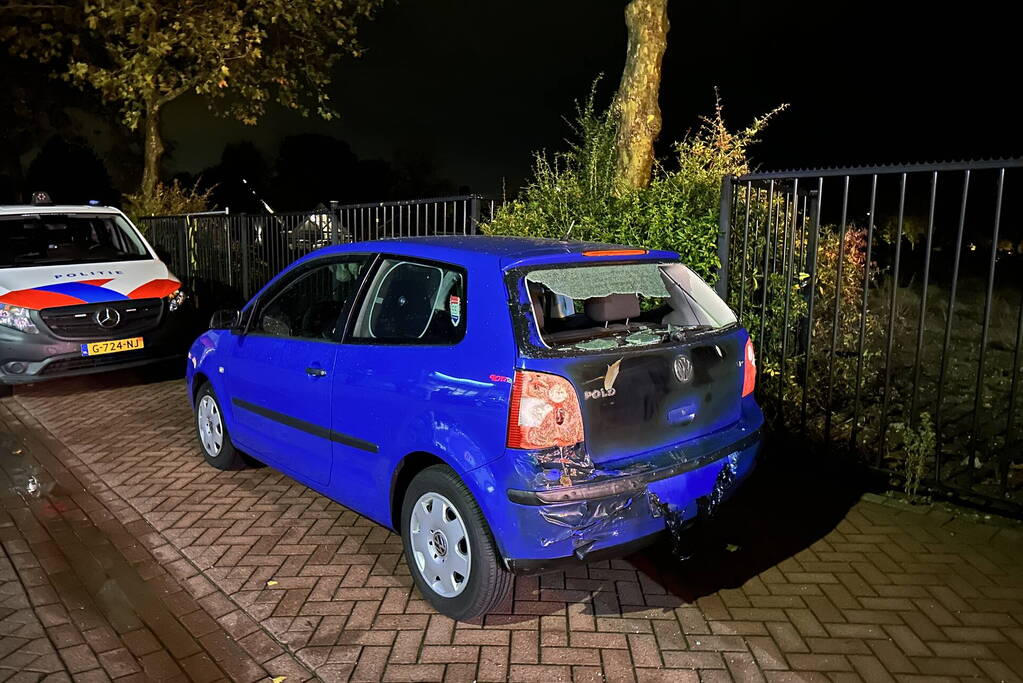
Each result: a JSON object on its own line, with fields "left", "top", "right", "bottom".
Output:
{"left": 161, "top": 0, "right": 1022, "bottom": 199}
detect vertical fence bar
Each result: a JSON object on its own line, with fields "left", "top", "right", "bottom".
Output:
{"left": 879, "top": 173, "right": 907, "bottom": 462}
{"left": 798, "top": 194, "right": 808, "bottom": 275}
{"left": 239, "top": 216, "right": 250, "bottom": 300}
{"left": 850, "top": 174, "right": 878, "bottom": 448}
{"left": 470, "top": 196, "right": 481, "bottom": 235}
{"left": 758, "top": 181, "right": 776, "bottom": 357}
{"left": 224, "top": 218, "right": 233, "bottom": 289}
{"left": 935, "top": 170, "right": 970, "bottom": 475}
{"left": 824, "top": 176, "right": 851, "bottom": 442}
{"left": 910, "top": 172, "right": 938, "bottom": 425}
{"left": 800, "top": 177, "right": 823, "bottom": 432}
{"left": 716, "top": 175, "right": 734, "bottom": 298}
{"left": 329, "top": 201, "right": 340, "bottom": 245}
{"left": 780, "top": 181, "right": 800, "bottom": 410}
{"left": 738, "top": 180, "right": 753, "bottom": 317}
{"left": 968, "top": 168, "right": 1005, "bottom": 477}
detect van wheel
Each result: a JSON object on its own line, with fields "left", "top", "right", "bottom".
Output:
{"left": 194, "top": 383, "right": 245, "bottom": 470}
{"left": 401, "top": 465, "right": 512, "bottom": 620}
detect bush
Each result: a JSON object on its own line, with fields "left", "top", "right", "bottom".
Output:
{"left": 123, "top": 179, "right": 215, "bottom": 227}
{"left": 484, "top": 87, "right": 785, "bottom": 283}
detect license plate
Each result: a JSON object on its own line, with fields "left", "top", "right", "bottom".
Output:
{"left": 80, "top": 337, "right": 144, "bottom": 356}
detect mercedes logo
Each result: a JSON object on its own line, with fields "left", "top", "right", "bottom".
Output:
{"left": 673, "top": 354, "right": 693, "bottom": 384}
{"left": 94, "top": 307, "right": 121, "bottom": 329}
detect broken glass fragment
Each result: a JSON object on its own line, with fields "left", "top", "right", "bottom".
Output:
{"left": 574, "top": 338, "right": 619, "bottom": 351}
{"left": 624, "top": 330, "right": 661, "bottom": 345}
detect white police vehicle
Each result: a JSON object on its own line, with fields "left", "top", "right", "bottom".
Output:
{"left": 1, "top": 193, "right": 187, "bottom": 395}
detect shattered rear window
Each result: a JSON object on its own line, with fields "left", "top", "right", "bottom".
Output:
{"left": 519, "top": 262, "right": 737, "bottom": 352}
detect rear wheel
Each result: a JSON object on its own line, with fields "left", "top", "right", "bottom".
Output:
{"left": 401, "top": 465, "right": 512, "bottom": 620}
{"left": 194, "top": 383, "right": 245, "bottom": 470}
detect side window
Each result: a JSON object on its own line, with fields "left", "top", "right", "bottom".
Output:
{"left": 256, "top": 257, "right": 371, "bottom": 340}
{"left": 352, "top": 258, "right": 466, "bottom": 344}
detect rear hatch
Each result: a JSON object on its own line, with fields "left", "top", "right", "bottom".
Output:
{"left": 557, "top": 331, "right": 744, "bottom": 461}
{"left": 508, "top": 258, "right": 747, "bottom": 463}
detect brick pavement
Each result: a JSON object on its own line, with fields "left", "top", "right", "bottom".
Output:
{"left": 5, "top": 369, "right": 1023, "bottom": 682}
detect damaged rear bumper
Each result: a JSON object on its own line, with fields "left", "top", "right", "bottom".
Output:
{"left": 482, "top": 398, "right": 763, "bottom": 573}
{"left": 506, "top": 429, "right": 760, "bottom": 506}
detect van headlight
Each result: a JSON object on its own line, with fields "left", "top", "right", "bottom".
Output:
{"left": 0, "top": 303, "right": 39, "bottom": 334}
{"left": 166, "top": 288, "right": 187, "bottom": 312}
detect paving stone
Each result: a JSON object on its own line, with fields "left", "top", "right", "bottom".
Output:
{"left": 5, "top": 372, "right": 1023, "bottom": 681}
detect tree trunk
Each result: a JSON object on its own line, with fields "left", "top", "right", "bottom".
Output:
{"left": 614, "top": 0, "right": 669, "bottom": 190}
{"left": 141, "top": 103, "right": 164, "bottom": 199}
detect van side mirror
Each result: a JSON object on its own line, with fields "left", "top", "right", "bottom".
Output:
{"left": 209, "top": 309, "right": 241, "bottom": 331}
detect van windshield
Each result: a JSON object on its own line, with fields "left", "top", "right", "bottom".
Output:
{"left": 521, "top": 262, "right": 737, "bottom": 351}
{"left": 0, "top": 214, "right": 150, "bottom": 268}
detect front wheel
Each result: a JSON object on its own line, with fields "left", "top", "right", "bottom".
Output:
{"left": 194, "top": 383, "right": 245, "bottom": 470}
{"left": 401, "top": 465, "right": 512, "bottom": 620}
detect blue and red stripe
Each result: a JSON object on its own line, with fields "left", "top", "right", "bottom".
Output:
{"left": 0, "top": 278, "right": 180, "bottom": 309}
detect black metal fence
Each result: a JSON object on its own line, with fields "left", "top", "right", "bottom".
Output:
{"left": 719, "top": 159, "right": 1023, "bottom": 512}
{"left": 140, "top": 195, "right": 494, "bottom": 310}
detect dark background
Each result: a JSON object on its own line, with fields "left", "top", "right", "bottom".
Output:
{"left": 2, "top": 0, "right": 1020, "bottom": 210}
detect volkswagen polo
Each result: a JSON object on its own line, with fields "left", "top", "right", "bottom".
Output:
{"left": 186, "top": 236, "right": 762, "bottom": 619}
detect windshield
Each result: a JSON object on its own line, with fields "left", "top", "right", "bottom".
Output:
{"left": 0, "top": 213, "right": 151, "bottom": 268}
{"left": 521, "top": 261, "right": 737, "bottom": 351}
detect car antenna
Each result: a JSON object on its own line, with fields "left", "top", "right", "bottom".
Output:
{"left": 241, "top": 177, "right": 275, "bottom": 215}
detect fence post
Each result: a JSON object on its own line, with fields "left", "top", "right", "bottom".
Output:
{"left": 470, "top": 195, "right": 481, "bottom": 235}
{"left": 177, "top": 219, "right": 189, "bottom": 288}
{"left": 239, "top": 216, "right": 250, "bottom": 300}
{"left": 329, "top": 200, "right": 340, "bottom": 245}
{"left": 716, "top": 175, "right": 735, "bottom": 298}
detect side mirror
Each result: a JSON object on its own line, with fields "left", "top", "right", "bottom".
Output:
{"left": 209, "top": 309, "right": 241, "bottom": 331}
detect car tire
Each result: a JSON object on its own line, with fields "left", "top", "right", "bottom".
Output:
{"left": 194, "top": 383, "right": 245, "bottom": 470}
{"left": 401, "top": 464, "right": 513, "bottom": 620}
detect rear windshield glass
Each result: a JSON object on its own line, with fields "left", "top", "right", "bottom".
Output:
{"left": 0, "top": 214, "right": 150, "bottom": 268}
{"left": 520, "top": 261, "right": 737, "bottom": 351}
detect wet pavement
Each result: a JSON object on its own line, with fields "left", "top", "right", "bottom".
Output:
{"left": 0, "top": 378, "right": 312, "bottom": 681}
{"left": 2, "top": 367, "right": 1023, "bottom": 682}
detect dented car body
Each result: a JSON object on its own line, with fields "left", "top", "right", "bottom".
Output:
{"left": 186, "top": 236, "right": 762, "bottom": 619}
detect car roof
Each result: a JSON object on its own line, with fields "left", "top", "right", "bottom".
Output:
{"left": 308, "top": 235, "right": 678, "bottom": 270}
{"left": 0, "top": 204, "right": 125, "bottom": 217}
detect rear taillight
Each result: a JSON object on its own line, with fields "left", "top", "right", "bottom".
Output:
{"left": 507, "top": 370, "right": 584, "bottom": 449}
{"left": 742, "top": 338, "right": 756, "bottom": 397}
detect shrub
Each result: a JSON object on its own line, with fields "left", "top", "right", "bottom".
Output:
{"left": 890, "top": 412, "right": 935, "bottom": 501}
{"left": 123, "top": 179, "right": 215, "bottom": 227}
{"left": 484, "top": 87, "right": 785, "bottom": 283}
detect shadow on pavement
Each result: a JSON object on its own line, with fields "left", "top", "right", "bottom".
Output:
{"left": 625, "top": 431, "right": 868, "bottom": 607}
{"left": 8, "top": 358, "right": 186, "bottom": 399}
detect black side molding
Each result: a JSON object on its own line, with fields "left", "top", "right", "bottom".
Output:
{"left": 231, "top": 397, "right": 379, "bottom": 454}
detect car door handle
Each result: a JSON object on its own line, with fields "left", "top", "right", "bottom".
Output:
{"left": 305, "top": 367, "right": 327, "bottom": 377}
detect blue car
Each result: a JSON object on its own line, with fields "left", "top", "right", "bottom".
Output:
{"left": 186, "top": 237, "right": 762, "bottom": 620}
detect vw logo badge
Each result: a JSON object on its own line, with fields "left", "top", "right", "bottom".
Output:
{"left": 673, "top": 354, "right": 693, "bottom": 384}
{"left": 95, "top": 307, "right": 121, "bottom": 329}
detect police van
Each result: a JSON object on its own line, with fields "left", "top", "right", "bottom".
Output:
{"left": 1, "top": 193, "right": 188, "bottom": 394}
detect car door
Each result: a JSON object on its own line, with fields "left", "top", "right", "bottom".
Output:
{"left": 329, "top": 256, "right": 470, "bottom": 522}
{"left": 226, "top": 255, "right": 373, "bottom": 486}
